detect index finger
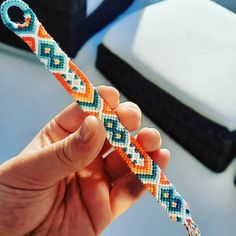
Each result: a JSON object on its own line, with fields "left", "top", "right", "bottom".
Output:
{"left": 42, "top": 86, "right": 120, "bottom": 143}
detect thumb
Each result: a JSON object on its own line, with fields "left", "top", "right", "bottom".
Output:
{"left": 0, "top": 116, "right": 106, "bottom": 189}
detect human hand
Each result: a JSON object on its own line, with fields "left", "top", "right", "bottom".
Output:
{"left": 0, "top": 86, "right": 170, "bottom": 236}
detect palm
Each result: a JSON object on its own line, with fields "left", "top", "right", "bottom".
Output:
{"left": 23, "top": 120, "right": 143, "bottom": 235}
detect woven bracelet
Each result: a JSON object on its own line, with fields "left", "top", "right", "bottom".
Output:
{"left": 0, "top": 1, "right": 201, "bottom": 235}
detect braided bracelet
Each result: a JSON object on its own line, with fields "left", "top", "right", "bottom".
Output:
{"left": 0, "top": 1, "right": 201, "bottom": 235}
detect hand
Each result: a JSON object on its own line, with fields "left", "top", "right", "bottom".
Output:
{"left": 0, "top": 86, "right": 170, "bottom": 236}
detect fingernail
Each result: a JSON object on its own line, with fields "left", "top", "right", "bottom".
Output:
{"left": 147, "top": 128, "right": 160, "bottom": 135}
{"left": 161, "top": 148, "right": 171, "bottom": 158}
{"left": 79, "top": 116, "right": 98, "bottom": 144}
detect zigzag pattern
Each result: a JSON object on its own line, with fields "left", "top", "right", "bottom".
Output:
{"left": 0, "top": 1, "right": 201, "bottom": 236}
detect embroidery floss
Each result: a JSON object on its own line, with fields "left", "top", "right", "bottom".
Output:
{"left": 0, "top": 1, "right": 201, "bottom": 235}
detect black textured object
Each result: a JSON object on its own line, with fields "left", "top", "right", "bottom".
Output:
{"left": 96, "top": 44, "right": 236, "bottom": 172}
{"left": 0, "top": 0, "right": 134, "bottom": 57}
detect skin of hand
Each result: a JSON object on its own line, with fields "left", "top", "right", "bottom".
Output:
{"left": 0, "top": 86, "right": 170, "bottom": 236}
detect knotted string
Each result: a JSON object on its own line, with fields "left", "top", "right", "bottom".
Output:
{"left": 0, "top": 1, "right": 201, "bottom": 235}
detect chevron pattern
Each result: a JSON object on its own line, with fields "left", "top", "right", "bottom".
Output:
{"left": 0, "top": 1, "right": 200, "bottom": 236}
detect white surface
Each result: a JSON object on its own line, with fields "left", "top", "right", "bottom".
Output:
{"left": 0, "top": 0, "right": 235, "bottom": 236}
{"left": 103, "top": 0, "right": 236, "bottom": 131}
{"left": 86, "top": 0, "right": 104, "bottom": 16}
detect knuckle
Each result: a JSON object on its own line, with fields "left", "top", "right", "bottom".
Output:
{"left": 40, "top": 122, "right": 55, "bottom": 143}
{"left": 54, "top": 140, "right": 74, "bottom": 170}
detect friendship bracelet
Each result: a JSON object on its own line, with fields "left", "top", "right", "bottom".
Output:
{"left": 0, "top": 1, "right": 201, "bottom": 235}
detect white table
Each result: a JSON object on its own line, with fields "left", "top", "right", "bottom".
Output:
{"left": 0, "top": 1, "right": 235, "bottom": 235}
